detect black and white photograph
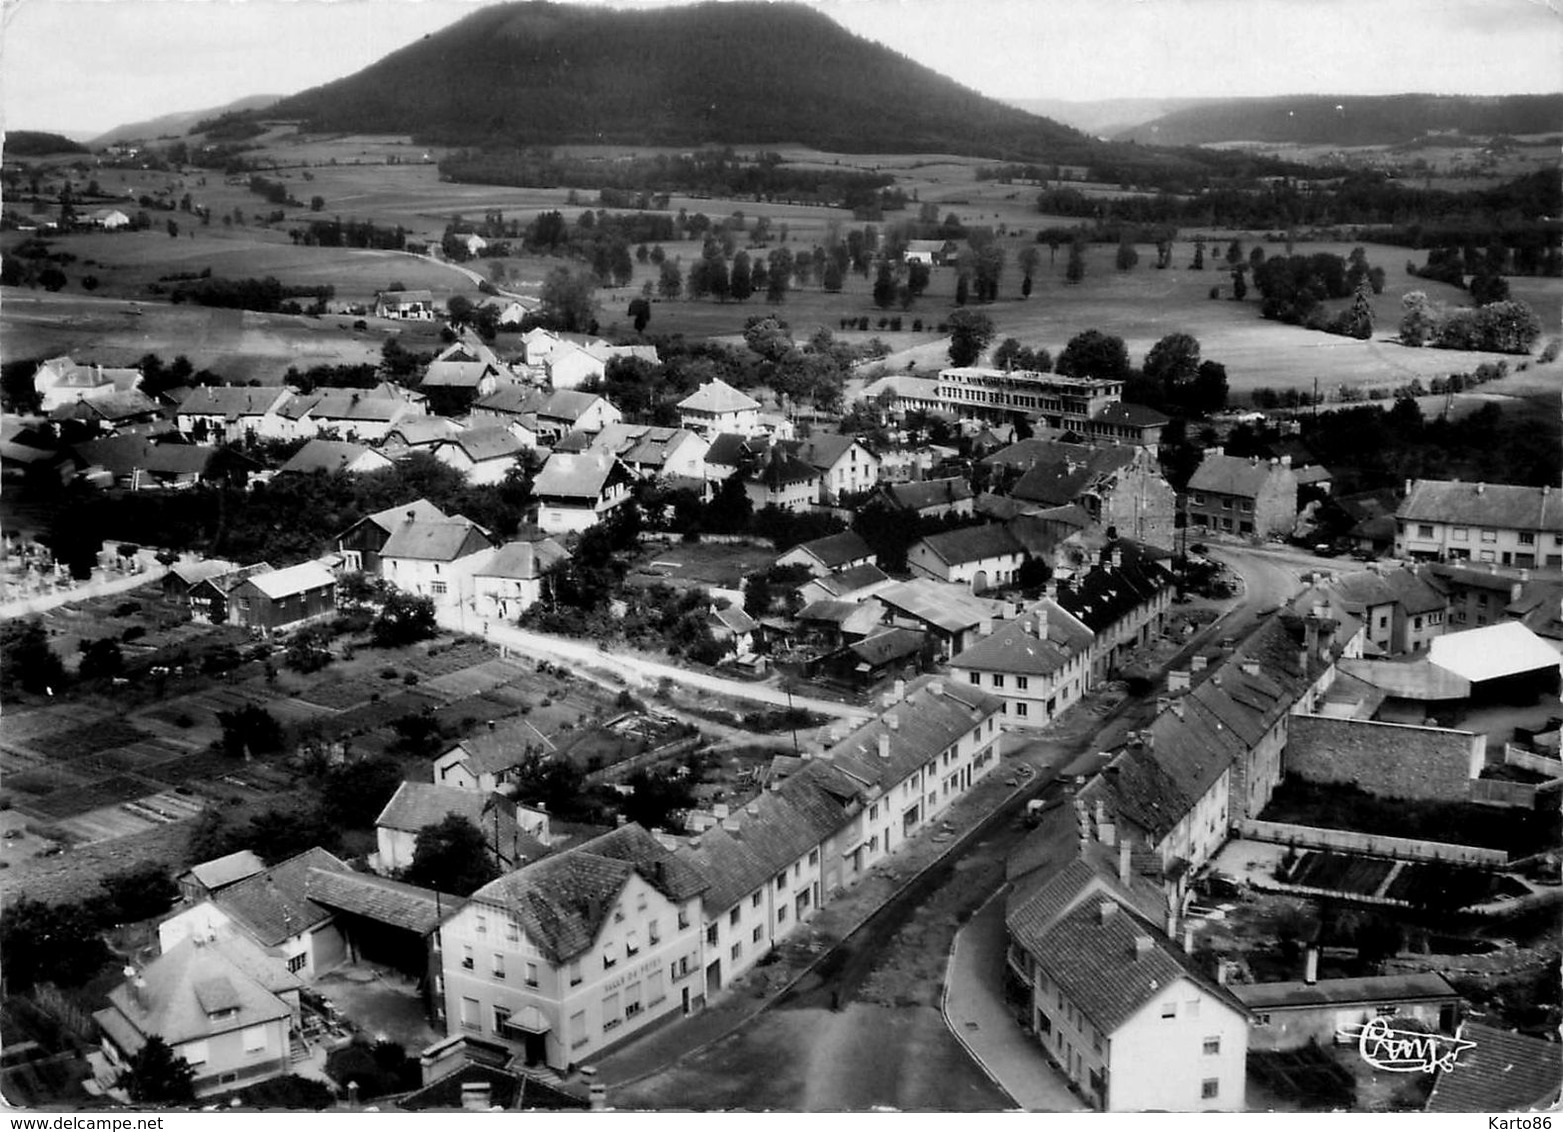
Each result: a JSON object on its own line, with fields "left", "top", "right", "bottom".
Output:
{"left": 0, "top": 0, "right": 1559, "bottom": 1117}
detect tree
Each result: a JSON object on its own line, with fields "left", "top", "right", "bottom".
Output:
{"left": 1193, "top": 360, "right": 1230, "bottom": 414}
{"left": 372, "top": 591, "right": 437, "bottom": 647}
{"left": 216, "top": 704, "right": 284, "bottom": 760}
{"left": 118, "top": 1036, "right": 196, "bottom": 1106}
{"left": 822, "top": 259, "right": 845, "bottom": 293}
{"left": 657, "top": 257, "right": 683, "bottom": 301}
{"left": 403, "top": 814, "right": 501, "bottom": 896}
{"left": 0, "top": 897, "right": 113, "bottom": 990}
{"left": 1399, "top": 291, "right": 1436, "bottom": 347}
{"left": 0, "top": 619, "right": 65, "bottom": 695}
{"left": 730, "top": 250, "right": 753, "bottom": 302}
{"left": 310, "top": 195, "right": 326, "bottom": 212}
{"left": 1231, "top": 267, "right": 1248, "bottom": 301}
{"left": 1065, "top": 239, "right": 1085, "bottom": 284}
{"left": 1469, "top": 271, "right": 1510, "bottom": 306}
{"left": 872, "top": 260, "right": 896, "bottom": 308}
{"left": 1057, "top": 329, "right": 1131, "bottom": 380}
{"left": 539, "top": 265, "right": 599, "bottom": 333}
{"left": 78, "top": 637, "right": 125, "bottom": 680}
{"left": 100, "top": 862, "right": 179, "bottom": 924}
{"left": 1115, "top": 238, "right": 1139, "bottom": 272}
{"left": 1018, "top": 244, "right": 1041, "bottom": 290}
{"left": 627, "top": 296, "right": 651, "bottom": 333}
{"left": 1226, "top": 238, "right": 1243, "bottom": 267}
{"left": 322, "top": 755, "right": 405, "bottom": 828}
{"left": 946, "top": 309, "right": 996, "bottom": 367}
{"left": 954, "top": 273, "right": 970, "bottom": 305}
{"left": 166, "top": 219, "right": 179, "bottom": 239}
{"left": 1144, "top": 333, "right": 1202, "bottom": 390}
{"left": 1190, "top": 237, "right": 1206, "bottom": 270}
{"left": 766, "top": 247, "right": 792, "bottom": 303}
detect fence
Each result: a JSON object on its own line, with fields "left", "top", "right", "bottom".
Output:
{"left": 1468, "top": 778, "right": 1544, "bottom": 809}
{"left": 1503, "top": 744, "right": 1563, "bottom": 778}
{"left": 1238, "top": 819, "right": 1508, "bottom": 868}
{"left": 584, "top": 735, "right": 704, "bottom": 785}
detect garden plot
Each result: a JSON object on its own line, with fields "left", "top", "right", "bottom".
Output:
{"left": 402, "top": 641, "right": 497, "bottom": 678}
{"left": 22, "top": 774, "right": 160, "bottom": 821}
{"left": 420, "top": 656, "right": 531, "bottom": 699}
{"left": 429, "top": 692, "right": 523, "bottom": 733}
{"left": 294, "top": 677, "right": 381, "bottom": 710}
{"left": 1281, "top": 852, "right": 1396, "bottom": 897}
{"left": 53, "top": 789, "right": 206, "bottom": 846}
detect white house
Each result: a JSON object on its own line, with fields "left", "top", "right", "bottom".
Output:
{"left": 374, "top": 781, "right": 549, "bottom": 875}
{"left": 279, "top": 438, "right": 395, "bottom": 477}
{"left": 470, "top": 538, "right": 570, "bottom": 622}
{"left": 430, "top": 427, "right": 528, "bottom": 486}
{"left": 33, "top": 356, "right": 143, "bottom": 412}
{"left": 678, "top": 379, "right": 761, "bottom": 438}
{"left": 949, "top": 603, "right": 1096, "bottom": 728}
{"left": 379, "top": 517, "right": 496, "bottom": 609}
{"left": 531, "top": 452, "right": 636, "bottom": 534}
{"left": 906, "top": 524, "right": 1026, "bottom": 592}
{"left": 176, "top": 386, "right": 294, "bottom": 443}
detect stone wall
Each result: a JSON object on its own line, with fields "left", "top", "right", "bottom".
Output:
{"left": 1285, "top": 715, "right": 1481, "bottom": 802}
{"left": 1238, "top": 819, "right": 1508, "bottom": 867}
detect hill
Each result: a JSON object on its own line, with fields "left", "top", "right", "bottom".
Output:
{"left": 1114, "top": 93, "right": 1563, "bottom": 147}
{"left": 89, "top": 95, "right": 281, "bottom": 148}
{"left": 262, "top": 1, "right": 1097, "bottom": 161}
{"left": 4, "top": 131, "right": 91, "bottom": 157}
{"left": 1006, "top": 97, "right": 1220, "bottom": 138}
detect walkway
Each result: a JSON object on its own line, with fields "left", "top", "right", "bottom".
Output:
{"left": 942, "top": 892, "right": 1086, "bottom": 1112}
{"left": 437, "top": 609, "right": 870, "bottom": 721}
{"left": 0, "top": 553, "right": 166, "bottom": 621}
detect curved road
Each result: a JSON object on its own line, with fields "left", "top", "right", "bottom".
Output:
{"left": 436, "top": 608, "right": 870, "bottom": 721}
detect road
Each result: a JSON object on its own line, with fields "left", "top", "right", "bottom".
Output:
{"left": 1203, "top": 540, "right": 1348, "bottom": 643}
{"left": 436, "top": 608, "right": 871, "bottom": 721}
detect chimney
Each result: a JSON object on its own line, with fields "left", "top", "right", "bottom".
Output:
{"left": 1210, "top": 446, "right": 1224, "bottom": 458}
{"left": 713, "top": 802, "right": 729, "bottom": 820}
{"left": 1133, "top": 934, "right": 1155, "bottom": 958}
{"left": 1191, "top": 654, "right": 1207, "bottom": 672}
{"left": 1111, "top": 547, "right": 1123, "bottom": 570}
{"left": 1403, "top": 478, "right": 1413, "bottom": 497}
{"left": 1035, "top": 607, "right": 1049, "bottom": 639}
{"left": 1241, "top": 659, "right": 1261, "bottom": 676}
{"left": 487, "top": 719, "right": 495, "bottom": 730}
{"left": 1170, "top": 699, "right": 1185, "bottom": 718}
{"left": 461, "top": 1082, "right": 493, "bottom": 1111}
{"left": 1098, "top": 901, "right": 1116, "bottom": 926}
{"left": 1216, "top": 961, "right": 1229, "bottom": 986}
{"left": 887, "top": 711, "right": 900, "bottom": 731}
{"left": 978, "top": 618, "right": 993, "bottom": 637}
{"left": 1183, "top": 925, "right": 1195, "bottom": 954}
{"left": 745, "top": 803, "right": 759, "bottom": 817}
{"left": 930, "top": 679, "right": 945, "bottom": 697}
{"left": 1305, "top": 616, "right": 1320, "bottom": 659}
{"left": 406, "top": 510, "right": 415, "bottom": 524}
{"left": 1280, "top": 454, "right": 1292, "bottom": 467}
{"left": 722, "top": 817, "right": 740, "bottom": 833}
{"left": 1212, "top": 673, "right": 1222, "bottom": 687}
{"left": 1304, "top": 946, "right": 1319, "bottom": 986}
{"left": 878, "top": 733, "right": 891, "bottom": 759}
{"left": 893, "top": 678, "right": 906, "bottom": 702}
{"left": 1117, "top": 836, "right": 1131, "bottom": 885}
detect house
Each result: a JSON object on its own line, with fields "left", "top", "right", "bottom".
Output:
{"left": 531, "top": 452, "right": 636, "bottom": 534}
{"left": 906, "top": 524, "right": 1026, "bottom": 592}
{"left": 1054, "top": 543, "right": 1176, "bottom": 681}
{"left": 544, "top": 340, "right": 614, "bottom": 390}
{"left": 708, "top": 605, "right": 760, "bottom": 659}
{"left": 85, "top": 208, "right": 132, "bottom": 230}
{"left": 776, "top": 530, "right": 876, "bottom": 577}
{"left": 795, "top": 598, "right": 889, "bottom": 651}
{"left": 700, "top": 433, "right": 766, "bottom": 481}
{"left": 335, "top": 498, "right": 450, "bottom": 576}
{"left": 876, "top": 477, "right": 974, "bottom": 520}
{"left": 430, "top": 427, "right": 528, "bottom": 486}
{"left": 495, "top": 301, "right": 531, "bottom": 329}
{"left": 175, "top": 386, "right": 294, "bottom": 444}
{"left": 1237, "top": 970, "right": 1461, "bottom": 1051}
{"left": 376, "top": 290, "right": 437, "bottom": 320}
{"left": 875, "top": 579, "right": 1008, "bottom": 657}
{"left": 383, "top": 417, "right": 468, "bottom": 456}
{"left": 949, "top": 603, "right": 1095, "bottom": 728}
{"left": 71, "top": 436, "right": 251, "bottom": 490}
{"left": 33, "top": 356, "right": 143, "bottom": 412}
{"left": 678, "top": 379, "right": 761, "bottom": 438}
{"left": 176, "top": 850, "right": 266, "bottom": 905}
{"left": 1395, "top": 479, "right": 1563, "bottom": 567}
{"left": 999, "top": 441, "right": 1177, "bottom": 550}
{"left": 162, "top": 559, "right": 243, "bottom": 610}
{"left": 902, "top": 239, "right": 955, "bottom": 266}
{"left": 158, "top": 848, "right": 352, "bottom": 979}
{"left": 379, "top": 517, "right": 496, "bottom": 608}
{"left": 860, "top": 373, "right": 943, "bottom": 418}
{"left": 420, "top": 361, "right": 502, "bottom": 409}
{"left": 1319, "top": 565, "right": 1449, "bottom": 655}
{"left": 795, "top": 562, "right": 894, "bottom": 607}
{"left": 438, "top": 824, "right": 709, "bottom": 1072}
{"left": 1085, "top": 402, "right": 1169, "bottom": 450}
{"left": 744, "top": 447, "right": 819, "bottom": 513}
{"left": 818, "top": 626, "right": 929, "bottom": 688}
{"left": 482, "top": 389, "right": 621, "bottom": 445}
{"left": 1425, "top": 1022, "right": 1563, "bottom": 1113}
{"left": 431, "top": 717, "right": 541, "bottom": 794}
{"left": 454, "top": 232, "right": 487, "bottom": 257}
{"left": 228, "top": 561, "right": 337, "bottom": 636}
{"left": 279, "top": 439, "right": 394, "bottom": 477}
{"left": 374, "top": 782, "right": 549, "bottom": 875}
{"left": 188, "top": 563, "right": 274, "bottom": 625}
{"left": 93, "top": 937, "right": 300, "bottom": 1098}
{"left": 283, "top": 390, "right": 421, "bottom": 443}
{"left": 1185, "top": 449, "right": 1300, "bottom": 539}
{"left": 588, "top": 424, "right": 709, "bottom": 481}
{"left": 1006, "top": 852, "right": 1249, "bottom": 1113}
{"left": 469, "top": 538, "right": 570, "bottom": 622}
{"left": 787, "top": 434, "right": 880, "bottom": 504}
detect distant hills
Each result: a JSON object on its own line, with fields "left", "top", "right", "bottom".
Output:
{"left": 1113, "top": 93, "right": 1563, "bottom": 147}
{"left": 261, "top": 1, "right": 1097, "bottom": 161}
{"left": 89, "top": 95, "right": 281, "bottom": 148}
{"left": 1006, "top": 97, "right": 1220, "bottom": 138}
{"left": 5, "top": 131, "right": 91, "bottom": 157}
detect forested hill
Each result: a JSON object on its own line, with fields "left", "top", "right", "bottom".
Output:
{"left": 262, "top": 1, "right": 1093, "bottom": 160}
{"left": 1115, "top": 93, "right": 1563, "bottom": 147}
{"left": 4, "top": 131, "right": 91, "bottom": 157}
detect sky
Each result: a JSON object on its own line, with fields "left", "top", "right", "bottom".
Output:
{"left": 2, "top": 0, "right": 1560, "bottom": 139}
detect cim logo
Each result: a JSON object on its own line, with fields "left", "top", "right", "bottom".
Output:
{"left": 1355, "top": 1017, "right": 1477, "bottom": 1074}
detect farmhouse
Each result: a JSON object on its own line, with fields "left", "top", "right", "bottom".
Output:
{"left": 32, "top": 356, "right": 143, "bottom": 412}
{"left": 678, "top": 379, "right": 761, "bottom": 438}
{"left": 906, "top": 524, "right": 1026, "bottom": 592}
{"left": 531, "top": 452, "right": 636, "bottom": 534}
{"left": 375, "top": 289, "right": 437, "bottom": 320}
{"left": 901, "top": 239, "right": 956, "bottom": 266}
{"left": 188, "top": 563, "right": 274, "bottom": 625}
{"left": 875, "top": 476, "right": 974, "bottom": 520}
{"left": 787, "top": 434, "right": 880, "bottom": 504}
{"left": 175, "top": 386, "right": 293, "bottom": 444}
{"left": 278, "top": 439, "right": 393, "bottom": 477}
{"left": 430, "top": 427, "right": 528, "bottom": 485}
{"left": 469, "top": 538, "right": 570, "bottom": 621}
{"left": 282, "top": 390, "right": 421, "bottom": 443}
{"left": 588, "top": 424, "right": 709, "bottom": 481}
{"left": 228, "top": 561, "right": 337, "bottom": 636}
{"left": 379, "top": 517, "right": 496, "bottom": 608}
{"left": 374, "top": 782, "right": 549, "bottom": 874}
{"left": 776, "top": 530, "right": 876, "bottom": 577}
{"left": 335, "top": 498, "right": 450, "bottom": 576}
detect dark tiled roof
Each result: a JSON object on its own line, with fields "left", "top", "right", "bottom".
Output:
{"left": 1188, "top": 452, "right": 1296, "bottom": 498}
{"left": 792, "top": 530, "right": 873, "bottom": 569}
{"left": 398, "top": 1061, "right": 588, "bottom": 1111}
{"left": 176, "top": 385, "right": 290, "bottom": 418}
{"left": 422, "top": 361, "right": 498, "bottom": 389}
{"left": 439, "top": 426, "right": 525, "bottom": 463}
{"left": 881, "top": 477, "right": 973, "bottom": 512}
{"left": 381, "top": 519, "right": 492, "bottom": 562}
{"left": 1054, "top": 545, "right": 1173, "bottom": 634}
{"left": 788, "top": 433, "right": 865, "bottom": 473}
{"left": 703, "top": 432, "right": 760, "bottom": 468}
{"left": 914, "top": 523, "right": 1023, "bottom": 567}
{"left": 183, "top": 850, "right": 265, "bottom": 891}
{"left": 678, "top": 378, "right": 759, "bottom": 414}
{"left": 820, "top": 675, "right": 1002, "bottom": 794}
{"left": 1425, "top": 1022, "right": 1563, "bottom": 1113}
{"left": 754, "top": 446, "right": 818, "bottom": 489}
{"left": 1234, "top": 972, "right": 1458, "bottom": 1011}
{"left": 1091, "top": 402, "right": 1168, "bottom": 428}
{"left": 213, "top": 847, "right": 350, "bottom": 947}
{"left": 1008, "top": 444, "right": 1138, "bottom": 508}
{"left": 305, "top": 867, "right": 465, "bottom": 935}
{"left": 847, "top": 627, "right": 926, "bottom": 667}
{"left": 810, "top": 562, "right": 891, "bottom": 598}
{"left": 949, "top": 620, "right": 1074, "bottom": 677}
{"left": 280, "top": 439, "right": 384, "bottom": 475}
{"left": 1398, "top": 479, "right": 1563, "bottom": 533}
{"left": 575, "top": 823, "right": 708, "bottom": 904}
{"left": 469, "top": 852, "right": 633, "bottom": 965}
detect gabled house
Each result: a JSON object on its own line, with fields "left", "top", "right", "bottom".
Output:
{"left": 375, "top": 290, "right": 437, "bottom": 320}
{"left": 744, "top": 446, "right": 819, "bottom": 513}
{"left": 438, "top": 824, "right": 708, "bottom": 1072}
{"left": 1320, "top": 565, "right": 1449, "bottom": 655}
{"left": 429, "top": 427, "right": 528, "bottom": 486}
{"left": 228, "top": 561, "right": 337, "bottom": 636}
{"left": 678, "top": 379, "right": 761, "bottom": 438}
{"left": 335, "top": 498, "right": 450, "bottom": 576}
{"left": 876, "top": 476, "right": 974, "bottom": 520}
{"left": 282, "top": 390, "right": 421, "bottom": 443}
{"left": 432, "top": 717, "right": 539, "bottom": 794}
{"left": 420, "top": 361, "right": 502, "bottom": 412}
{"left": 532, "top": 452, "right": 636, "bottom": 534}
{"left": 1054, "top": 543, "right": 1175, "bottom": 681}
{"left": 875, "top": 579, "right": 1008, "bottom": 658}
{"left": 906, "top": 524, "right": 1026, "bottom": 592}
{"left": 382, "top": 417, "right": 468, "bottom": 456}
{"left": 787, "top": 434, "right": 880, "bottom": 504}
{"left": 496, "top": 389, "right": 621, "bottom": 445}
{"left": 94, "top": 936, "right": 300, "bottom": 1098}
{"left": 176, "top": 386, "right": 294, "bottom": 444}
{"left": 279, "top": 438, "right": 394, "bottom": 477}
{"left": 949, "top": 603, "right": 1095, "bottom": 728}
{"left": 71, "top": 436, "right": 252, "bottom": 491}
{"left": 796, "top": 562, "right": 894, "bottom": 607}
{"left": 597, "top": 425, "right": 710, "bottom": 482}
{"left": 176, "top": 850, "right": 265, "bottom": 904}
{"left": 902, "top": 239, "right": 956, "bottom": 266}
{"left": 1185, "top": 449, "right": 1300, "bottom": 539}
{"left": 33, "top": 356, "right": 144, "bottom": 412}
{"left": 188, "top": 563, "right": 274, "bottom": 625}
{"left": 469, "top": 538, "right": 570, "bottom": 621}
{"left": 48, "top": 389, "right": 165, "bottom": 436}
{"left": 379, "top": 517, "right": 496, "bottom": 608}
{"left": 999, "top": 441, "right": 1176, "bottom": 551}
{"left": 1395, "top": 478, "right": 1563, "bottom": 567}
{"left": 776, "top": 530, "right": 877, "bottom": 577}
{"left": 374, "top": 781, "right": 549, "bottom": 875}
{"left": 701, "top": 433, "right": 765, "bottom": 481}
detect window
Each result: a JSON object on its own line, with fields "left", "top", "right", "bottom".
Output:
{"left": 869, "top": 803, "right": 879, "bottom": 821}
{"left": 648, "top": 970, "right": 665, "bottom": 1007}
{"left": 461, "top": 945, "right": 474, "bottom": 970}
{"left": 494, "top": 1005, "right": 512, "bottom": 1034}
{"left": 524, "top": 962, "right": 539, "bottom": 987}
{"left": 460, "top": 997, "right": 481, "bottom": 1032}
{"left": 731, "top": 907, "right": 742, "bottom": 926}
{"left": 242, "top": 1026, "right": 267, "bottom": 1054}
{"left": 1452, "top": 526, "right": 1468, "bottom": 541}
{"left": 776, "top": 874, "right": 785, "bottom": 891}
{"left": 730, "top": 942, "right": 742, "bottom": 961}
{"left": 649, "top": 919, "right": 661, "bottom": 946}
{"left": 626, "top": 930, "right": 640, "bottom": 957}
{"left": 677, "top": 909, "right": 690, "bottom": 931}
{"left": 624, "top": 982, "right": 643, "bottom": 1018}
{"left": 1481, "top": 529, "right": 1497, "bottom": 542}
{"left": 602, "top": 946, "right": 617, "bottom": 971}
{"left": 569, "top": 1010, "right": 588, "bottom": 1049}
{"left": 1201, "top": 1079, "right": 1219, "bottom": 1100}
{"left": 492, "top": 953, "right": 505, "bottom": 979}
{"left": 1185, "top": 998, "right": 1200, "bottom": 1018}
{"left": 808, "top": 849, "right": 819, "bottom": 866}
{"left": 1016, "top": 675, "right": 1029, "bottom": 691}
{"left": 603, "top": 992, "right": 620, "bottom": 1031}
{"left": 287, "top": 954, "right": 307, "bottom": 974}
{"left": 1192, "top": 493, "right": 1206, "bottom": 505}
{"left": 1160, "top": 1002, "right": 1176, "bottom": 1019}
{"left": 1015, "top": 702, "right": 1029, "bottom": 718}
{"left": 751, "top": 892, "right": 762, "bottom": 909}
{"left": 777, "top": 904, "right": 787, "bottom": 924}
{"left": 505, "top": 920, "right": 520, "bottom": 943}
{"left": 992, "top": 674, "right": 1005, "bottom": 689}
{"left": 1520, "top": 532, "right": 1536, "bottom": 545}
{"left": 569, "top": 961, "right": 582, "bottom": 987}
{"left": 475, "top": 913, "right": 487, "bottom": 934}
{"left": 431, "top": 580, "right": 448, "bottom": 596}
{"left": 968, "top": 671, "right": 980, "bottom": 684}
{"left": 182, "top": 1040, "right": 209, "bottom": 1066}
{"left": 706, "top": 924, "right": 719, "bottom": 947}
{"left": 636, "top": 891, "right": 648, "bottom": 912}
{"left": 1203, "top": 1037, "right": 1221, "bottom": 1055}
